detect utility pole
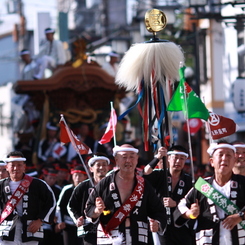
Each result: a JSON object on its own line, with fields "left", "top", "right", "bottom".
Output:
{"left": 237, "top": 15, "right": 245, "bottom": 77}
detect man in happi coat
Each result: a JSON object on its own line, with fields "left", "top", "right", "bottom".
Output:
{"left": 0, "top": 151, "right": 56, "bottom": 244}
{"left": 174, "top": 141, "right": 245, "bottom": 245}
{"left": 68, "top": 153, "right": 110, "bottom": 245}
{"left": 144, "top": 145, "right": 194, "bottom": 244}
{"left": 85, "top": 144, "right": 167, "bottom": 245}
{"left": 56, "top": 165, "right": 87, "bottom": 245}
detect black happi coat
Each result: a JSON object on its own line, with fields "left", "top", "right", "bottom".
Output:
{"left": 144, "top": 168, "right": 194, "bottom": 244}
{"left": 57, "top": 184, "right": 75, "bottom": 225}
{"left": 69, "top": 179, "right": 97, "bottom": 244}
{"left": 85, "top": 170, "right": 166, "bottom": 245}
{"left": 174, "top": 174, "right": 245, "bottom": 245}
{"left": 0, "top": 176, "right": 56, "bottom": 242}
{"left": 69, "top": 179, "right": 93, "bottom": 220}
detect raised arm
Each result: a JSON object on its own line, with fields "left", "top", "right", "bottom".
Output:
{"left": 144, "top": 147, "right": 167, "bottom": 175}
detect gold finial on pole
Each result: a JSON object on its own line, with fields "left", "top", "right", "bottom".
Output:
{"left": 144, "top": 9, "right": 167, "bottom": 37}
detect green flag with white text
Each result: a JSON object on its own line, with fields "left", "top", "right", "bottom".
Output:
{"left": 167, "top": 67, "right": 209, "bottom": 121}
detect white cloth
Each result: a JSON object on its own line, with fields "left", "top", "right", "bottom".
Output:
{"left": 22, "top": 60, "right": 39, "bottom": 80}
{"left": 34, "top": 55, "right": 55, "bottom": 79}
{"left": 37, "top": 40, "right": 67, "bottom": 65}
{"left": 22, "top": 56, "right": 55, "bottom": 80}
{"left": 9, "top": 181, "right": 23, "bottom": 217}
{"left": 97, "top": 223, "right": 125, "bottom": 245}
{"left": 151, "top": 232, "right": 161, "bottom": 245}
{"left": 0, "top": 220, "right": 38, "bottom": 245}
{"left": 212, "top": 180, "right": 232, "bottom": 245}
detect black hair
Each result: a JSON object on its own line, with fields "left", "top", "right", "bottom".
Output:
{"left": 168, "top": 145, "right": 188, "bottom": 154}
{"left": 7, "top": 151, "right": 24, "bottom": 158}
{"left": 73, "top": 165, "right": 86, "bottom": 172}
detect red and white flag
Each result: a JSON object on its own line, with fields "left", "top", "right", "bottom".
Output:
{"left": 99, "top": 108, "right": 117, "bottom": 144}
{"left": 183, "top": 118, "right": 203, "bottom": 135}
{"left": 208, "top": 112, "right": 239, "bottom": 140}
{"left": 59, "top": 116, "right": 92, "bottom": 155}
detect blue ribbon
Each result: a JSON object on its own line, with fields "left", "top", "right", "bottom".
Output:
{"left": 118, "top": 87, "right": 144, "bottom": 120}
{"left": 157, "top": 85, "right": 165, "bottom": 141}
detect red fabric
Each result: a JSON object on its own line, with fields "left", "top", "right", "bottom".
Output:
{"left": 70, "top": 170, "right": 87, "bottom": 175}
{"left": 103, "top": 175, "right": 145, "bottom": 234}
{"left": 183, "top": 118, "right": 203, "bottom": 135}
{"left": 54, "top": 145, "right": 64, "bottom": 155}
{"left": 60, "top": 117, "right": 92, "bottom": 155}
{"left": 151, "top": 70, "right": 160, "bottom": 119}
{"left": 208, "top": 112, "right": 238, "bottom": 140}
{"left": 99, "top": 109, "right": 117, "bottom": 144}
{"left": 0, "top": 175, "right": 33, "bottom": 223}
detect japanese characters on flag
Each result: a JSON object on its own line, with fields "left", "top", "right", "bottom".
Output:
{"left": 59, "top": 116, "right": 92, "bottom": 155}
{"left": 99, "top": 108, "right": 117, "bottom": 144}
{"left": 208, "top": 112, "right": 239, "bottom": 140}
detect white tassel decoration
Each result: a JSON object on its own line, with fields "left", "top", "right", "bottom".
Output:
{"left": 115, "top": 42, "right": 185, "bottom": 91}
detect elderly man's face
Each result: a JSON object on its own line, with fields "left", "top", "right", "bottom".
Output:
{"left": 115, "top": 151, "right": 138, "bottom": 173}
{"left": 210, "top": 148, "right": 235, "bottom": 175}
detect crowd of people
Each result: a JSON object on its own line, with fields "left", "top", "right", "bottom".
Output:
{"left": 0, "top": 138, "right": 244, "bottom": 244}
{"left": 6, "top": 30, "right": 245, "bottom": 244}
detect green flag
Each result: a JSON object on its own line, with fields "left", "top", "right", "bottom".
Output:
{"left": 167, "top": 67, "right": 209, "bottom": 121}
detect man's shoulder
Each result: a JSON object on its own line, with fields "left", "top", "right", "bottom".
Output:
{"left": 182, "top": 172, "right": 193, "bottom": 182}
{"left": 0, "top": 178, "right": 8, "bottom": 185}
{"left": 61, "top": 184, "right": 73, "bottom": 192}
{"left": 53, "top": 39, "right": 63, "bottom": 46}
{"left": 74, "top": 179, "right": 93, "bottom": 192}
{"left": 144, "top": 168, "right": 164, "bottom": 179}
{"left": 153, "top": 168, "right": 164, "bottom": 173}
{"left": 232, "top": 173, "right": 245, "bottom": 183}
{"left": 31, "top": 177, "right": 51, "bottom": 187}
{"left": 95, "top": 174, "right": 114, "bottom": 188}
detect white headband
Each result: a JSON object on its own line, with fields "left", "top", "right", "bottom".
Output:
{"left": 46, "top": 122, "right": 58, "bottom": 131}
{"left": 3, "top": 157, "right": 26, "bottom": 163}
{"left": 0, "top": 161, "right": 6, "bottom": 166}
{"left": 20, "top": 50, "right": 30, "bottom": 55}
{"left": 45, "top": 29, "right": 55, "bottom": 34}
{"left": 167, "top": 151, "right": 189, "bottom": 158}
{"left": 108, "top": 52, "right": 119, "bottom": 57}
{"left": 113, "top": 145, "right": 139, "bottom": 156}
{"left": 88, "top": 156, "right": 110, "bottom": 167}
{"left": 26, "top": 171, "right": 38, "bottom": 177}
{"left": 207, "top": 143, "right": 236, "bottom": 156}
{"left": 233, "top": 144, "right": 245, "bottom": 149}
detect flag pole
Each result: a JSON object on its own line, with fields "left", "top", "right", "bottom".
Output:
{"left": 60, "top": 114, "right": 95, "bottom": 188}
{"left": 110, "top": 101, "right": 117, "bottom": 147}
{"left": 202, "top": 98, "right": 213, "bottom": 145}
{"left": 181, "top": 68, "right": 195, "bottom": 186}
{"left": 185, "top": 113, "right": 195, "bottom": 186}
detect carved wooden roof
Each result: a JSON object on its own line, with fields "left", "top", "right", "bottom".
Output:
{"left": 13, "top": 63, "right": 118, "bottom": 93}
{"left": 13, "top": 63, "right": 124, "bottom": 112}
